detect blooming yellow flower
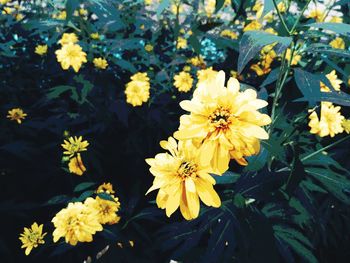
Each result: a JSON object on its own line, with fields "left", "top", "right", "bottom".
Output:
{"left": 35, "top": 44, "right": 48, "bottom": 56}
{"left": 55, "top": 43, "right": 87, "bottom": 72}
{"left": 320, "top": 70, "right": 342, "bottom": 92}
{"left": 220, "top": 29, "right": 238, "bottom": 39}
{"left": 342, "top": 119, "right": 350, "bottom": 134}
{"left": 90, "top": 32, "right": 100, "bottom": 40}
{"left": 97, "top": 182, "right": 115, "bottom": 194}
{"left": 52, "top": 202, "right": 103, "bottom": 245}
{"left": 188, "top": 56, "right": 206, "bottom": 67}
{"left": 79, "top": 8, "right": 88, "bottom": 16}
{"left": 93, "top": 57, "right": 108, "bottom": 69}
{"left": 174, "top": 71, "right": 271, "bottom": 174}
{"left": 309, "top": 102, "right": 344, "bottom": 137}
{"left": 7, "top": 108, "right": 27, "bottom": 124}
{"left": 54, "top": 10, "right": 67, "bottom": 20}
{"left": 125, "top": 72, "right": 150, "bottom": 107}
{"left": 85, "top": 196, "right": 121, "bottom": 225}
{"left": 285, "top": 48, "right": 301, "bottom": 66}
{"left": 243, "top": 20, "right": 262, "bottom": 32}
{"left": 68, "top": 153, "right": 86, "bottom": 176}
{"left": 330, "top": 37, "right": 345, "bottom": 49}
{"left": 197, "top": 67, "right": 218, "bottom": 83}
{"left": 174, "top": 71, "right": 193, "bottom": 92}
{"left": 58, "top": 33, "right": 79, "bottom": 45}
{"left": 19, "top": 223, "right": 46, "bottom": 256}
{"left": 146, "top": 137, "right": 221, "bottom": 220}
{"left": 61, "top": 136, "right": 89, "bottom": 157}
{"left": 145, "top": 44, "right": 154, "bottom": 52}
{"left": 176, "top": 37, "right": 187, "bottom": 49}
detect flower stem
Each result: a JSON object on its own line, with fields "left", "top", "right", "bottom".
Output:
{"left": 290, "top": 0, "right": 312, "bottom": 34}
{"left": 272, "top": 0, "right": 290, "bottom": 35}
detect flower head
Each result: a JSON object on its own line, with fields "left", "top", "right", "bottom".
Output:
{"left": 7, "top": 108, "right": 27, "bottom": 124}
{"left": 35, "top": 44, "right": 48, "bottom": 56}
{"left": 58, "top": 33, "right": 78, "bottom": 45}
{"left": 90, "top": 32, "right": 100, "bottom": 40}
{"left": 146, "top": 137, "right": 221, "bottom": 220}
{"left": 285, "top": 48, "right": 301, "bottom": 66}
{"left": 52, "top": 202, "right": 103, "bottom": 245}
{"left": 68, "top": 153, "right": 86, "bottom": 176}
{"left": 145, "top": 44, "right": 154, "bottom": 52}
{"left": 174, "top": 71, "right": 271, "bottom": 174}
{"left": 342, "top": 119, "right": 350, "bottom": 134}
{"left": 19, "top": 223, "right": 46, "bottom": 255}
{"left": 330, "top": 37, "right": 345, "bottom": 49}
{"left": 125, "top": 72, "right": 150, "bottom": 107}
{"left": 174, "top": 71, "right": 193, "bottom": 92}
{"left": 220, "top": 30, "right": 238, "bottom": 39}
{"left": 93, "top": 57, "right": 108, "bottom": 69}
{"left": 55, "top": 43, "right": 87, "bottom": 72}
{"left": 84, "top": 196, "right": 121, "bottom": 225}
{"left": 61, "top": 136, "right": 89, "bottom": 157}
{"left": 320, "top": 70, "right": 342, "bottom": 92}
{"left": 176, "top": 37, "right": 187, "bottom": 49}
{"left": 243, "top": 20, "right": 262, "bottom": 32}
{"left": 97, "top": 182, "right": 115, "bottom": 194}
{"left": 309, "top": 102, "right": 344, "bottom": 137}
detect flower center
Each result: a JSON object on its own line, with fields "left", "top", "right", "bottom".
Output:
{"left": 178, "top": 161, "right": 197, "bottom": 179}
{"left": 28, "top": 231, "right": 40, "bottom": 243}
{"left": 209, "top": 107, "right": 231, "bottom": 129}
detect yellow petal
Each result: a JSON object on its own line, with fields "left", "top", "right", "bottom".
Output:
{"left": 185, "top": 178, "right": 196, "bottom": 193}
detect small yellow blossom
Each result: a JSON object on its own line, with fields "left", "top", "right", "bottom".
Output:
{"left": 145, "top": 44, "right": 154, "bottom": 52}
{"left": 79, "top": 8, "right": 88, "bottom": 16}
{"left": 55, "top": 43, "right": 87, "bottom": 72}
{"left": 174, "top": 71, "right": 193, "bottom": 92}
{"left": 7, "top": 108, "right": 27, "bottom": 124}
{"left": 90, "top": 33, "right": 100, "bottom": 40}
{"left": 320, "top": 70, "right": 342, "bottom": 92}
{"left": 93, "top": 57, "right": 108, "bottom": 70}
{"left": 68, "top": 153, "right": 86, "bottom": 176}
{"left": 85, "top": 196, "right": 121, "bottom": 225}
{"left": 58, "top": 33, "right": 79, "bottom": 45}
{"left": 19, "top": 223, "right": 46, "bottom": 256}
{"left": 220, "top": 29, "right": 238, "bottom": 39}
{"left": 330, "top": 37, "right": 345, "bottom": 50}
{"left": 183, "top": 65, "right": 191, "bottom": 72}
{"left": 309, "top": 102, "right": 344, "bottom": 137}
{"left": 0, "top": 0, "right": 10, "bottom": 5}
{"left": 97, "top": 182, "right": 115, "bottom": 194}
{"left": 61, "top": 136, "right": 89, "bottom": 157}
{"left": 243, "top": 20, "right": 262, "bottom": 32}
{"left": 170, "top": 3, "right": 184, "bottom": 15}
{"left": 342, "top": 119, "right": 350, "bottom": 134}
{"left": 285, "top": 48, "right": 301, "bottom": 66}
{"left": 54, "top": 10, "right": 67, "bottom": 20}
{"left": 176, "top": 37, "right": 187, "bottom": 49}
{"left": 35, "top": 44, "right": 48, "bottom": 56}
{"left": 145, "top": 0, "right": 152, "bottom": 5}
{"left": 52, "top": 202, "right": 103, "bottom": 245}
{"left": 125, "top": 72, "right": 151, "bottom": 106}
{"left": 188, "top": 56, "right": 206, "bottom": 68}
{"left": 129, "top": 240, "right": 134, "bottom": 247}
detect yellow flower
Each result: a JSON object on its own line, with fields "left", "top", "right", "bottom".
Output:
{"left": 342, "top": 119, "right": 350, "bottom": 134}
{"left": 35, "top": 44, "right": 48, "bottom": 56}
{"left": 145, "top": 44, "right": 154, "bottom": 52}
{"left": 68, "top": 153, "right": 86, "bottom": 176}
{"left": 79, "top": 8, "right": 88, "bottom": 16}
{"left": 285, "top": 48, "right": 301, "bottom": 66}
{"left": 220, "top": 29, "right": 238, "bottom": 39}
{"left": 174, "top": 71, "right": 271, "bottom": 174}
{"left": 144, "top": 0, "right": 152, "bottom": 5}
{"left": 170, "top": 3, "right": 184, "bottom": 15}
{"left": 125, "top": 72, "right": 150, "bottom": 107}
{"left": 183, "top": 65, "right": 191, "bottom": 72}
{"left": 330, "top": 37, "right": 345, "bottom": 50}
{"left": 308, "top": 9, "right": 325, "bottom": 22}
{"left": 188, "top": 56, "right": 206, "bottom": 67}
{"left": 197, "top": 67, "right": 218, "bottom": 83}
{"left": 0, "top": 0, "right": 10, "bottom": 5}
{"left": 19, "top": 223, "right": 46, "bottom": 256}
{"left": 204, "top": 0, "right": 216, "bottom": 17}
{"left": 7, "top": 108, "right": 27, "bottom": 124}
{"left": 93, "top": 57, "right": 108, "bottom": 69}
{"left": 61, "top": 136, "right": 89, "bottom": 157}
{"left": 309, "top": 102, "right": 344, "bottom": 137}
{"left": 146, "top": 137, "right": 221, "bottom": 220}
{"left": 174, "top": 71, "right": 193, "bottom": 92}
{"left": 54, "top": 10, "right": 67, "bottom": 20}
{"left": 52, "top": 202, "right": 103, "bottom": 245}
{"left": 320, "top": 70, "right": 342, "bottom": 92}
{"left": 90, "top": 33, "right": 100, "bottom": 40}
{"left": 58, "top": 33, "right": 78, "bottom": 45}
{"left": 176, "top": 37, "right": 187, "bottom": 49}
{"left": 97, "top": 182, "right": 115, "bottom": 194}
{"left": 84, "top": 196, "right": 121, "bottom": 225}
{"left": 55, "top": 43, "right": 87, "bottom": 72}
{"left": 243, "top": 20, "right": 262, "bottom": 32}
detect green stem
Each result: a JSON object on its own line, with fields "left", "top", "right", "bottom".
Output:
{"left": 301, "top": 134, "right": 350, "bottom": 162}
{"left": 272, "top": 0, "right": 290, "bottom": 35}
{"left": 290, "top": 0, "right": 312, "bottom": 34}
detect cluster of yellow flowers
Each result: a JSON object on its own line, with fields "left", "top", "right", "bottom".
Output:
{"left": 125, "top": 72, "right": 151, "bottom": 106}
{"left": 146, "top": 68, "right": 271, "bottom": 219}
{"left": 19, "top": 183, "right": 121, "bottom": 254}
{"left": 62, "top": 136, "right": 89, "bottom": 176}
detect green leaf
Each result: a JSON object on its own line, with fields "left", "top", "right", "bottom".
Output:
{"left": 72, "top": 190, "right": 95, "bottom": 202}
{"left": 188, "top": 35, "right": 201, "bottom": 55}
{"left": 97, "top": 192, "right": 116, "bottom": 202}
{"left": 305, "top": 22, "right": 350, "bottom": 35}
{"left": 262, "top": 0, "right": 281, "bottom": 17}
{"left": 46, "top": 195, "right": 70, "bottom": 205}
{"left": 213, "top": 171, "right": 240, "bottom": 184}
{"left": 157, "top": 0, "right": 171, "bottom": 17}
{"left": 47, "top": 85, "right": 74, "bottom": 100}
{"left": 215, "top": 0, "right": 225, "bottom": 13}
{"left": 73, "top": 182, "right": 96, "bottom": 193}
{"left": 237, "top": 31, "right": 292, "bottom": 73}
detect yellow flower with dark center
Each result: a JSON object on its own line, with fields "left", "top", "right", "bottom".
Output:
{"left": 35, "top": 44, "right": 47, "bottom": 56}
{"left": 97, "top": 182, "right": 115, "bottom": 194}
{"left": 7, "top": 108, "right": 27, "bottom": 124}
{"left": 61, "top": 136, "right": 89, "bottom": 157}
{"left": 68, "top": 153, "right": 86, "bottom": 176}
{"left": 309, "top": 102, "right": 344, "bottom": 137}
{"left": 58, "top": 33, "right": 78, "bottom": 45}
{"left": 93, "top": 57, "right": 108, "bottom": 69}
{"left": 19, "top": 222, "right": 46, "bottom": 255}
{"left": 330, "top": 37, "right": 345, "bottom": 50}
{"left": 55, "top": 43, "right": 87, "bottom": 72}
{"left": 174, "top": 71, "right": 271, "bottom": 174}
{"left": 320, "top": 70, "right": 342, "bottom": 92}
{"left": 84, "top": 196, "right": 121, "bottom": 225}
{"left": 146, "top": 137, "right": 221, "bottom": 220}
{"left": 125, "top": 72, "right": 150, "bottom": 106}
{"left": 52, "top": 202, "right": 103, "bottom": 245}
{"left": 145, "top": 44, "right": 154, "bottom": 52}
{"left": 176, "top": 37, "right": 187, "bottom": 49}
{"left": 243, "top": 20, "right": 262, "bottom": 32}
{"left": 90, "top": 32, "right": 100, "bottom": 40}
{"left": 174, "top": 71, "right": 193, "bottom": 92}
